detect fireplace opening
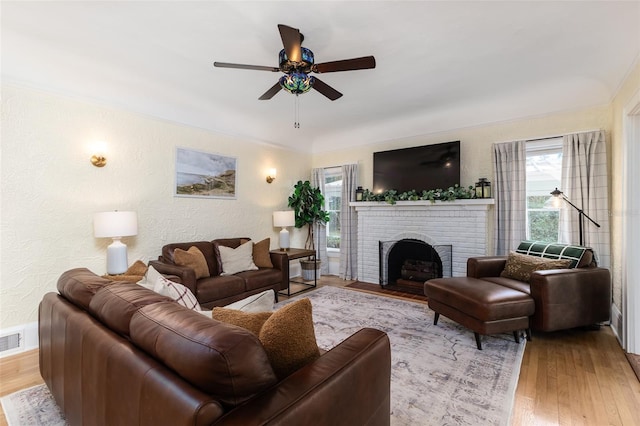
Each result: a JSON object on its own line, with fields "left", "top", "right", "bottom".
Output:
{"left": 379, "top": 239, "right": 452, "bottom": 294}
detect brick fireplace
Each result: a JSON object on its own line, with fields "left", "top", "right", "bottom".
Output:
{"left": 353, "top": 200, "right": 494, "bottom": 284}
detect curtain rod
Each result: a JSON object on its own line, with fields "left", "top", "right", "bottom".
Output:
{"left": 497, "top": 128, "right": 603, "bottom": 144}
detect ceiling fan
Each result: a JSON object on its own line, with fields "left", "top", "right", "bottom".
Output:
{"left": 213, "top": 24, "right": 376, "bottom": 101}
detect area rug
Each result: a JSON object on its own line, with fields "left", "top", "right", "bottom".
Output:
{"left": 278, "top": 286, "right": 525, "bottom": 425}
{"left": 2, "top": 286, "right": 524, "bottom": 426}
{"left": 1, "top": 384, "right": 65, "bottom": 426}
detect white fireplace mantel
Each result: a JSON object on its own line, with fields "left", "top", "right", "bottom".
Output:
{"left": 352, "top": 199, "right": 494, "bottom": 283}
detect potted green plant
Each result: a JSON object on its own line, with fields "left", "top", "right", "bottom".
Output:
{"left": 288, "top": 180, "right": 330, "bottom": 280}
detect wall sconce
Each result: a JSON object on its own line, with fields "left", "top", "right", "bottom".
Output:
{"left": 266, "top": 168, "right": 277, "bottom": 183}
{"left": 89, "top": 141, "right": 107, "bottom": 167}
{"left": 90, "top": 154, "right": 107, "bottom": 167}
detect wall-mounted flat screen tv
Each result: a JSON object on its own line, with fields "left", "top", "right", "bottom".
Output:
{"left": 373, "top": 141, "right": 461, "bottom": 194}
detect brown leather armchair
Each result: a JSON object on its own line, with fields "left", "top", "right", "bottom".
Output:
{"left": 466, "top": 255, "right": 611, "bottom": 332}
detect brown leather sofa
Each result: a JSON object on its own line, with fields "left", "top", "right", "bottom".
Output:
{"left": 425, "top": 251, "right": 611, "bottom": 348}
{"left": 149, "top": 238, "right": 289, "bottom": 309}
{"left": 39, "top": 268, "right": 392, "bottom": 426}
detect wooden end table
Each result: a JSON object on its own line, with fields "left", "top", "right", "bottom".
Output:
{"left": 271, "top": 248, "right": 317, "bottom": 297}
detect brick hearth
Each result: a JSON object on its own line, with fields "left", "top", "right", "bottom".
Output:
{"left": 353, "top": 200, "right": 494, "bottom": 284}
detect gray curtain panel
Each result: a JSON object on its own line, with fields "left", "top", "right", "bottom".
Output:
{"left": 311, "top": 168, "right": 329, "bottom": 274}
{"left": 492, "top": 140, "right": 527, "bottom": 255}
{"left": 339, "top": 164, "right": 358, "bottom": 280}
{"left": 560, "top": 130, "right": 610, "bottom": 268}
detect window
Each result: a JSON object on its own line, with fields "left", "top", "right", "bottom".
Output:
{"left": 324, "top": 167, "right": 342, "bottom": 250}
{"left": 526, "top": 138, "right": 562, "bottom": 242}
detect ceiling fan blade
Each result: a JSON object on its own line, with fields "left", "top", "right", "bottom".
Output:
{"left": 278, "top": 24, "right": 302, "bottom": 63}
{"left": 313, "top": 56, "right": 376, "bottom": 73}
{"left": 312, "top": 78, "right": 342, "bottom": 101}
{"left": 259, "top": 82, "right": 282, "bottom": 100}
{"left": 214, "top": 62, "right": 279, "bottom": 72}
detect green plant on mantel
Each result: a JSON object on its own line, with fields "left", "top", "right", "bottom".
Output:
{"left": 360, "top": 185, "right": 477, "bottom": 205}
{"left": 287, "top": 180, "right": 330, "bottom": 251}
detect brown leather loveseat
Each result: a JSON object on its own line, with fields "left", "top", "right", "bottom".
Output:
{"left": 39, "top": 268, "right": 391, "bottom": 426}
{"left": 150, "top": 238, "right": 289, "bottom": 309}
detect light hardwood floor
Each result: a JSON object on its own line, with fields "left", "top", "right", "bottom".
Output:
{"left": 1, "top": 276, "right": 639, "bottom": 425}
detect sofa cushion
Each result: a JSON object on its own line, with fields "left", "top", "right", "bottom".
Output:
{"left": 174, "top": 246, "right": 211, "bottom": 279}
{"left": 88, "top": 282, "right": 171, "bottom": 337}
{"left": 213, "top": 298, "right": 321, "bottom": 380}
{"left": 130, "top": 302, "right": 277, "bottom": 407}
{"left": 238, "top": 268, "right": 283, "bottom": 292}
{"left": 196, "top": 275, "right": 246, "bottom": 304}
{"left": 153, "top": 275, "right": 201, "bottom": 311}
{"left": 217, "top": 241, "right": 258, "bottom": 275}
{"left": 57, "top": 268, "right": 113, "bottom": 311}
{"left": 252, "top": 238, "right": 274, "bottom": 268}
{"left": 515, "top": 240, "right": 590, "bottom": 268}
{"left": 500, "top": 252, "right": 571, "bottom": 283}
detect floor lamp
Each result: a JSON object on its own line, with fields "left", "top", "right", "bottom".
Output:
{"left": 551, "top": 188, "right": 600, "bottom": 246}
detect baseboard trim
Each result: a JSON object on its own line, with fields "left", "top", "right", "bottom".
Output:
{"left": 611, "top": 303, "right": 624, "bottom": 348}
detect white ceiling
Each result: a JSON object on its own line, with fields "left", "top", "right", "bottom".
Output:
{"left": 2, "top": 1, "right": 639, "bottom": 153}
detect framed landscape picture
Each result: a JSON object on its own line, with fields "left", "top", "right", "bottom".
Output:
{"left": 175, "top": 147, "right": 237, "bottom": 199}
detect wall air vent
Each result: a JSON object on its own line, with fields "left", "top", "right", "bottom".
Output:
{"left": 0, "top": 332, "right": 23, "bottom": 353}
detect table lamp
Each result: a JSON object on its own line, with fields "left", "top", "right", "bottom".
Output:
{"left": 94, "top": 211, "right": 138, "bottom": 274}
{"left": 273, "top": 210, "right": 295, "bottom": 251}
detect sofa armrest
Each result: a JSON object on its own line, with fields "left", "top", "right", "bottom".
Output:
{"left": 269, "top": 251, "right": 290, "bottom": 291}
{"left": 529, "top": 267, "right": 611, "bottom": 331}
{"left": 148, "top": 260, "right": 197, "bottom": 294}
{"left": 216, "top": 328, "right": 391, "bottom": 426}
{"left": 467, "top": 256, "right": 508, "bottom": 278}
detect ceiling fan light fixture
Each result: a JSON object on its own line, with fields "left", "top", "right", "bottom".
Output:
{"left": 279, "top": 48, "right": 314, "bottom": 72}
{"left": 279, "top": 73, "right": 314, "bottom": 95}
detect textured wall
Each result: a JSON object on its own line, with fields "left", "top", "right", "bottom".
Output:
{"left": 1, "top": 85, "right": 311, "bottom": 329}
{"left": 312, "top": 105, "right": 612, "bottom": 192}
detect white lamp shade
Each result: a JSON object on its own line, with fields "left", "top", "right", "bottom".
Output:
{"left": 273, "top": 210, "right": 295, "bottom": 227}
{"left": 94, "top": 211, "right": 138, "bottom": 238}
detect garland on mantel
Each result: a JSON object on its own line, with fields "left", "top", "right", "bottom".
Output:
{"left": 360, "top": 185, "right": 477, "bottom": 205}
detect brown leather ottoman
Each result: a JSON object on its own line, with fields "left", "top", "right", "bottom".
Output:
{"left": 424, "top": 277, "right": 535, "bottom": 349}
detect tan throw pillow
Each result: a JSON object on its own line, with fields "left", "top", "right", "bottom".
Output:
{"left": 252, "top": 238, "right": 273, "bottom": 268}
{"left": 260, "top": 298, "right": 320, "bottom": 379}
{"left": 500, "top": 251, "right": 571, "bottom": 283}
{"left": 218, "top": 241, "right": 258, "bottom": 275}
{"left": 212, "top": 308, "right": 272, "bottom": 336}
{"left": 213, "top": 298, "right": 320, "bottom": 380}
{"left": 174, "top": 246, "right": 210, "bottom": 279}
{"left": 125, "top": 260, "right": 148, "bottom": 276}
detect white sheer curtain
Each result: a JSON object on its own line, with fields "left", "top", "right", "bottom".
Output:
{"left": 339, "top": 164, "right": 358, "bottom": 280}
{"left": 559, "top": 130, "right": 610, "bottom": 268}
{"left": 311, "top": 168, "right": 328, "bottom": 274}
{"left": 492, "top": 141, "right": 527, "bottom": 255}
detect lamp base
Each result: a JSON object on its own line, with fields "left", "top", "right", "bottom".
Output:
{"left": 106, "top": 238, "right": 129, "bottom": 275}
{"left": 279, "top": 228, "right": 290, "bottom": 251}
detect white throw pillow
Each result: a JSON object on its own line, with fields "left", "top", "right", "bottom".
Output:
{"left": 219, "top": 242, "right": 258, "bottom": 276}
{"left": 154, "top": 275, "right": 202, "bottom": 311}
{"left": 224, "top": 289, "right": 275, "bottom": 313}
{"left": 137, "top": 264, "right": 163, "bottom": 290}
